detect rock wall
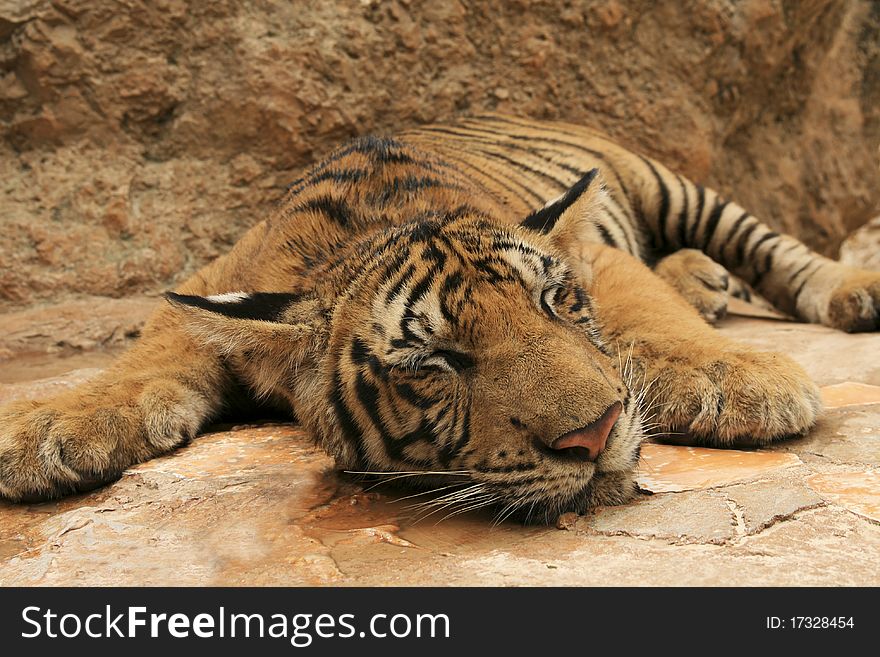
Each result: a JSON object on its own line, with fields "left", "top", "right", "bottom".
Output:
{"left": 2, "top": 0, "right": 879, "bottom": 315}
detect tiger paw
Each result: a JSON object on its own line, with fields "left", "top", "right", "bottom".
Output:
{"left": 0, "top": 379, "right": 207, "bottom": 502}
{"left": 824, "top": 269, "right": 880, "bottom": 333}
{"left": 646, "top": 349, "right": 822, "bottom": 446}
{"left": 653, "top": 249, "right": 730, "bottom": 322}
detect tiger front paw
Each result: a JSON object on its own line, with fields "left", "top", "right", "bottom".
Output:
{"left": 654, "top": 249, "right": 730, "bottom": 322}
{"left": 0, "top": 379, "right": 208, "bottom": 502}
{"left": 646, "top": 349, "right": 822, "bottom": 446}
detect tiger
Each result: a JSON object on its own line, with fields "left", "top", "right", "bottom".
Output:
{"left": 2, "top": 114, "right": 879, "bottom": 524}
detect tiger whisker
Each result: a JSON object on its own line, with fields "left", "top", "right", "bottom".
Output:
{"left": 637, "top": 453, "right": 656, "bottom": 473}
{"left": 391, "top": 482, "right": 473, "bottom": 502}
{"left": 403, "top": 484, "right": 487, "bottom": 511}
{"left": 344, "top": 470, "right": 471, "bottom": 476}
{"left": 408, "top": 492, "right": 494, "bottom": 524}
{"left": 407, "top": 489, "right": 489, "bottom": 512}
{"left": 493, "top": 498, "right": 528, "bottom": 526}
{"left": 523, "top": 498, "right": 539, "bottom": 525}
{"left": 407, "top": 492, "right": 492, "bottom": 520}
{"left": 435, "top": 498, "right": 499, "bottom": 524}
{"left": 345, "top": 470, "right": 472, "bottom": 491}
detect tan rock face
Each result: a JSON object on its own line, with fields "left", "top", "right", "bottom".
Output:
{"left": 0, "top": 296, "right": 156, "bottom": 359}
{"left": 1, "top": 0, "right": 879, "bottom": 314}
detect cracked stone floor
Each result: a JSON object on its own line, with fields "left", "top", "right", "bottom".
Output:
{"left": 0, "top": 302, "right": 878, "bottom": 586}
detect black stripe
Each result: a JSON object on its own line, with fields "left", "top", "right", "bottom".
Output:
{"left": 520, "top": 169, "right": 599, "bottom": 233}
{"left": 421, "top": 126, "right": 571, "bottom": 193}
{"left": 786, "top": 259, "right": 812, "bottom": 284}
{"left": 686, "top": 184, "right": 706, "bottom": 246}
{"left": 601, "top": 200, "right": 638, "bottom": 254}
{"left": 438, "top": 400, "right": 471, "bottom": 466}
{"left": 406, "top": 219, "right": 444, "bottom": 244}
{"left": 394, "top": 420, "right": 438, "bottom": 464}
{"left": 638, "top": 156, "right": 670, "bottom": 248}
{"left": 438, "top": 203, "right": 493, "bottom": 223}
{"left": 300, "top": 195, "right": 356, "bottom": 227}
{"left": 792, "top": 265, "right": 822, "bottom": 307}
{"left": 438, "top": 270, "right": 465, "bottom": 324}
{"left": 673, "top": 176, "right": 689, "bottom": 249}
{"left": 722, "top": 211, "right": 752, "bottom": 259}
{"left": 394, "top": 382, "right": 443, "bottom": 411}
{"left": 165, "top": 292, "right": 302, "bottom": 322}
{"left": 286, "top": 136, "right": 409, "bottom": 191}
{"left": 733, "top": 219, "right": 760, "bottom": 267}
{"left": 701, "top": 198, "right": 729, "bottom": 253}
{"left": 473, "top": 256, "right": 517, "bottom": 284}
{"left": 348, "top": 135, "right": 411, "bottom": 163}
{"left": 329, "top": 371, "right": 368, "bottom": 465}
{"left": 422, "top": 138, "right": 544, "bottom": 206}
{"left": 286, "top": 168, "right": 370, "bottom": 195}
{"left": 377, "top": 248, "right": 412, "bottom": 287}
{"left": 569, "top": 148, "right": 635, "bottom": 212}
{"left": 470, "top": 143, "right": 572, "bottom": 192}
{"left": 491, "top": 239, "right": 552, "bottom": 260}
{"left": 763, "top": 241, "right": 781, "bottom": 275}
{"left": 746, "top": 231, "right": 779, "bottom": 262}
{"left": 394, "top": 307, "right": 426, "bottom": 351}
{"left": 426, "top": 123, "right": 586, "bottom": 182}
{"left": 385, "top": 263, "right": 416, "bottom": 302}
{"left": 308, "top": 168, "right": 368, "bottom": 187}
{"left": 354, "top": 372, "right": 405, "bottom": 461}
{"left": 400, "top": 256, "right": 447, "bottom": 332}
{"left": 351, "top": 338, "right": 391, "bottom": 383}
{"left": 461, "top": 116, "right": 638, "bottom": 212}
{"left": 351, "top": 337, "right": 371, "bottom": 365}
{"left": 367, "top": 175, "right": 464, "bottom": 207}
{"left": 475, "top": 461, "right": 537, "bottom": 474}
{"left": 750, "top": 241, "right": 782, "bottom": 290}
{"left": 596, "top": 223, "right": 617, "bottom": 247}
{"left": 570, "top": 286, "right": 589, "bottom": 313}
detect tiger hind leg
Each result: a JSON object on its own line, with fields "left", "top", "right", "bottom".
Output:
{"left": 611, "top": 151, "right": 880, "bottom": 332}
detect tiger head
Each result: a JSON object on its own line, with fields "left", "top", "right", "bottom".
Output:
{"left": 170, "top": 169, "right": 645, "bottom": 524}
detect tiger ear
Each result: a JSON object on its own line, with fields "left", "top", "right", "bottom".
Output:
{"left": 165, "top": 291, "right": 327, "bottom": 359}
{"left": 519, "top": 168, "right": 607, "bottom": 252}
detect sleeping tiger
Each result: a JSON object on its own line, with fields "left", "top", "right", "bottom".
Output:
{"left": 2, "top": 114, "right": 879, "bottom": 524}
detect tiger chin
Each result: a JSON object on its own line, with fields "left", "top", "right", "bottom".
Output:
{"left": 3, "top": 114, "right": 875, "bottom": 525}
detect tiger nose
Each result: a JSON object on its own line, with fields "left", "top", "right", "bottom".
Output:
{"left": 550, "top": 402, "right": 623, "bottom": 462}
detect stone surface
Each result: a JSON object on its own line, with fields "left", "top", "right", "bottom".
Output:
{"left": 806, "top": 471, "right": 880, "bottom": 523}
{"left": 0, "top": 297, "right": 155, "bottom": 360}
{"left": 717, "top": 317, "right": 880, "bottom": 387}
{"left": 579, "top": 490, "right": 738, "bottom": 544}
{"left": 1, "top": 313, "right": 879, "bottom": 586}
{"left": 0, "top": 366, "right": 102, "bottom": 402}
{"left": 637, "top": 444, "right": 802, "bottom": 494}
{"left": 786, "top": 406, "right": 880, "bottom": 467}
{"left": 821, "top": 382, "right": 880, "bottom": 409}
{"left": 727, "top": 297, "right": 791, "bottom": 321}
{"left": 724, "top": 480, "right": 825, "bottom": 535}
{"left": 1, "top": 0, "right": 879, "bottom": 317}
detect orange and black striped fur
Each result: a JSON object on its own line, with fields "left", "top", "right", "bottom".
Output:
{"left": 2, "top": 115, "right": 879, "bottom": 523}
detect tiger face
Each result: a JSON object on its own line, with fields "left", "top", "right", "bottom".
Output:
{"left": 171, "top": 170, "right": 646, "bottom": 523}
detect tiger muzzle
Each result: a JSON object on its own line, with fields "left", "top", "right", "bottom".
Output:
{"left": 549, "top": 402, "right": 623, "bottom": 462}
